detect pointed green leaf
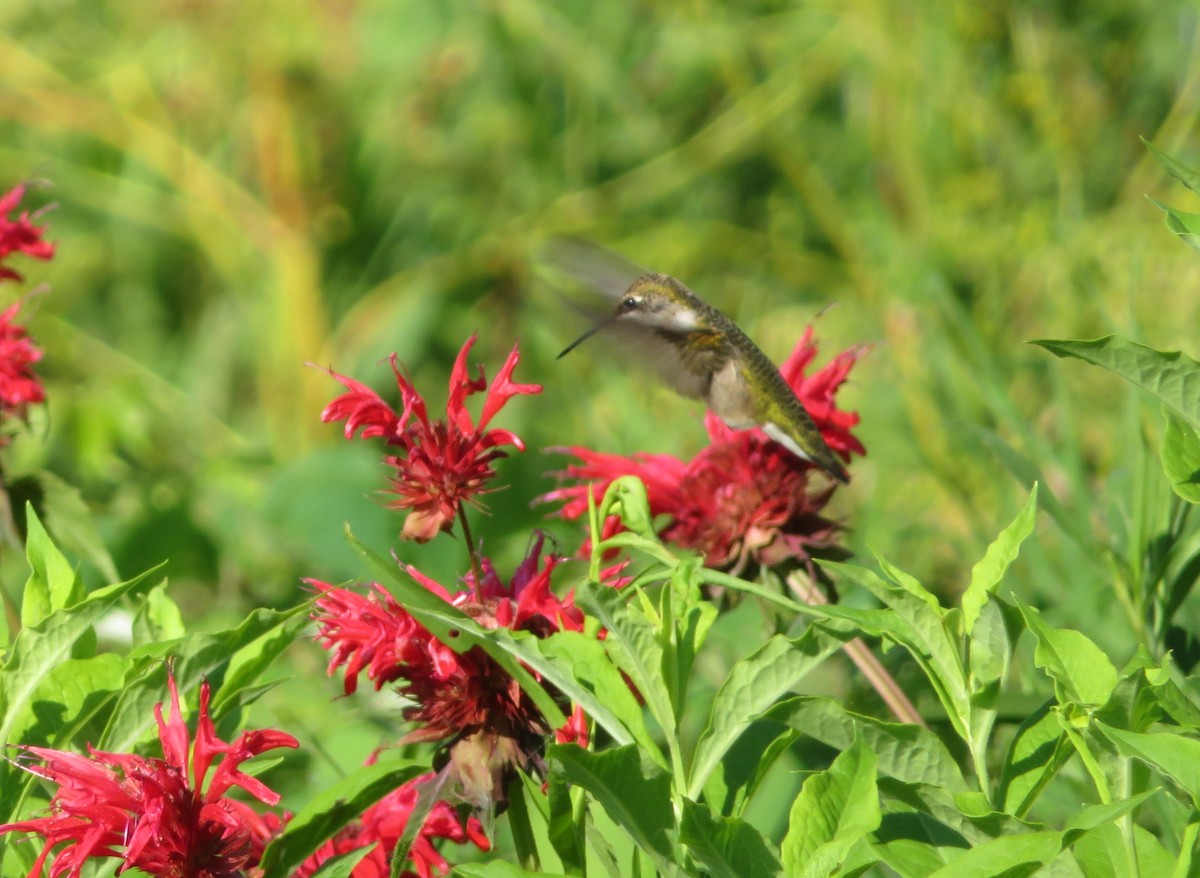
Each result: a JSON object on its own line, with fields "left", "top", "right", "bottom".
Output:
{"left": 823, "top": 561, "right": 971, "bottom": 741}
{"left": 538, "top": 628, "right": 659, "bottom": 763}
{"left": 99, "top": 605, "right": 308, "bottom": 753}
{"left": 1148, "top": 197, "right": 1200, "bottom": 253}
{"left": 453, "top": 865, "right": 564, "bottom": 878}
{"left": 21, "top": 504, "right": 83, "bottom": 628}
{"left": 1162, "top": 408, "right": 1200, "bottom": 503}
{"left": 576, "top": 580, "right": 675, "bottom": 745}
{"left": 926, "top": 831, "right": 1062, "bottom": 878}
{"left": 258, "top": 760, "right": 424, "bottom": 877}
{"left": 131, "top": 583, "right": 186, "bottom": 644}
{"left": 968, "top": 598, "right": 1020, "bottom": 700}
{"left": 870, "top": 810, "right": 970, "bottom": 878}
{"left": 547, "top": 743, "right": 675, "bottom": 873}
{"left": 998, "top": 699, "right": 1071, "bottom": 816}
{"left": 963, "top": 485, "right": 1038, "bottom": 633}
{"left": 1072, "top": 822, "right": 1176, "bottom": 878}
{"left": 0, "top": 653, "right": 130, "bottom": 823}
{"left": 38, "top": 471, "right": 119, "bottom": 584}
{"left": 768, "top": 696, "right": 967, "bottom": 792}
{"left": 1030, "top": 336, "right": 1200, "bottom": 429}
{"left": 302, "top": 849, "right": 373, "bottom": 878}
{"left": 689, "top": 628, "right": 843, "bottom": 798}
{"left": 1144, "top": 138, "right": 1200, "bottom": 194}
{"left": 1017, "top": 601, "right": 1117, "bottom": 707}
{"left": 876, "top": 555, "right": 943, "bottom": 613}
{"left": 681, "top": 800, "right": 783, "bottom": 878}
{"left": 213, "top": 607, "right": 312, "bottom": 715}
{"left": 781, "top": 737, "right": 881, "bottom": 878}
{"left": 0, "top": 567, "right": 159, "bottom": 818}
{"left": 1061, "top": 790, "right": 1159, "bottom": 844}
{"left": 1095, "top": 722, "right": 1200, "bottom": 803}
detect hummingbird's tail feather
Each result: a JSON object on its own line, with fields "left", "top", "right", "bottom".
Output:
{"left": 763, "top": 422, "right": 850, "bottom": 483}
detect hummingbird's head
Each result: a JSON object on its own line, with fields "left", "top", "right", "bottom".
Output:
{"left": 557, "top": 272, "right": 704, "bottom": 359}
{"left": 614, "top": 274, "right": 702, "bottom": 331}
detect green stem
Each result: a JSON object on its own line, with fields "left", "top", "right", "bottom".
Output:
{"left": 457, "top": 505, "right": 484, "bottom": 595}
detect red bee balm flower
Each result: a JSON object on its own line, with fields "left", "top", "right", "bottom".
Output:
{"left": 294, "top": 773, "right": 490, "bottom": 878}
{"left": 0, "top": 302, "right": 45, "bottom": 424}
{"left": 311, "top": 536, "right": 588, "bottom": 805}
{"left": 0, "top": 671, "right": 298, "bottom": 878}
{"left": 542, "top": 327, "right": 867, "bottom": 571}
{"left": 320, "top": 336, "right": 541, "bottom": 542}
{"left": 0, "top": 184, "right": 55, "bottom": 284}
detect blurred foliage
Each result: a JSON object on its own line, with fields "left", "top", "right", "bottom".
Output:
{"left": 2, "top": 1, "right": 1200, "bottom": 643}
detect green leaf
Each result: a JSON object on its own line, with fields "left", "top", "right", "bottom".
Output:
{"left": 212, "top": 606, "right": 312, "bottom": 716}
{"left": 547, "top": 743, "right": 676, "bottom": 874}
{"left": 926, "top": 831, "right": 1063, "bottom": 878}
{"left": 689, "top": 628, "right": 843, "bottom": 798}
{"left": 99, "top": 605, "right": 307, "bottom": 753}
{"left": 1162, "top": 408, "right": 1200, "bottom": 503}
{"left": 258, "top": 760, "right": 424, "bottom": 878}
{"left": 1017, "top": 601, "right": 1117, "bottom": 707}
{"left": 1072, "top": 822, "right": 1176, "bottom": 878}
{"left": 1061, "top": 789, "right": 1159, "bottom": 844}
{"left": 1030, "top": 336, "right": 1200, "bottom": 429}
{"left": 600, "top": 475, "right": 656, "bottom": 539}
{"left": 1148, "top": 197, "right": 1200, "bottom": 253}
{"left": 962, "top": 485, "right": 1038, "bottom": 634}
{"left": 453, "top": 864, "right": 564, "bottom": 877}
{"left": 37, "top": 471, "right": 120, "bottom": 584}
{"left": 968, "top": 597, "right": 1021, "bottom": 700}
{"left": 823, "top": 561, "right": 971, "bottom": 742}
{"left": 576, "top": 580, "right": 676, "bottom": 747}
{"left": 0, "top": 566, "right": 159, "bottom": 819}
{"left": 0, "top": 653, "right": 130, "bottom": 823}
{"left": 680, "top": 800, "right": 783, "bottom": 878}
{"left": 1095, "top": 722, "right": 1200, "bottom": 803}
{"left": 21, "top": 503, "right": 83, "bottom": 628}
{"left": 876, "top": 555, "right": 943, "bottom": 613}
{"left": 767, "top": 696, "right": 968, "bottom": 792}
{"left": 870, "top": 810, "right": 970, "bottom": 878}
{"left": 1144, "top": 138, "right": 1200, "bottom": 194}
{"left": 998, "top": 700, "right": 1071, "bottom": 816}
{"left": 781, "top": 737, "right": 881, "bottom": 878}
{"left": 537, "top": 628, "right": 660, "bottom": 763}
{"left": 303, "top": 849, "right": 373, "bottom": 878}
{"left": 131, "top": 583, "right": 186, "bottom": 644}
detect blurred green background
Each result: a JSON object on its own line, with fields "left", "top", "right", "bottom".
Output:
{"left": 3, "top": 1, "right": 1200, "bottom": 658}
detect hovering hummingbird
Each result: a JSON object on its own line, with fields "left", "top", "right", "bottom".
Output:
{"left": 549, "top": 242, "right": 850, "bottom": 484}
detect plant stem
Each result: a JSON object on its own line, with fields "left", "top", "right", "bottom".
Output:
{"left": 458, "top": 505, "right": 484, "bottom": 595}
{"left": 786, "top": 571, "right": 925, "bottom": 727}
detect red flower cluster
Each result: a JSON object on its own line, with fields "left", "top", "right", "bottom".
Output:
{"left": 0, "top": 302, "right": 46, "bottom": 424}
{"left": 311, "top": 535, "right": 588, "bottom": 805}
{"left": 542, "top": 328, "right": 866, "bottom": 571}
{"left": 0, "top": 184, "right": 53, "bottom": 430}
{"left": 0, "top": 184, "right": 55, "bottom": 284}
{"left": 320, "top": 336, "right": 541, "bottom": 541}
{"left": 295, "top": 773, "right": 490, "bottom": 878}
{"left": 0, "top": 670, "right": 297, "bottom": 878}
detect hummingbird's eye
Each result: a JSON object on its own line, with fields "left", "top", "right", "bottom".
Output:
{"left": 620, "top": 296, "right": 638, "bottom": 311}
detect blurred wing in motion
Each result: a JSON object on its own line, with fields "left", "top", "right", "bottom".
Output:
{"left": 538, "top": 236, "right": 649, "bottom": 303}
{"left": 542, "top": 237, "right": 713, "bottom": 399}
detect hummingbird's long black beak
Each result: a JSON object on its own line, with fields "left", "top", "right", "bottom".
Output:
{"left": 557, "top": 319, "right": 611, "bottom": 359}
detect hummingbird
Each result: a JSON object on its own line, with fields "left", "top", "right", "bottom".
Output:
{"left": 550, "top": 243, "right": 850, "bottom": 484}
